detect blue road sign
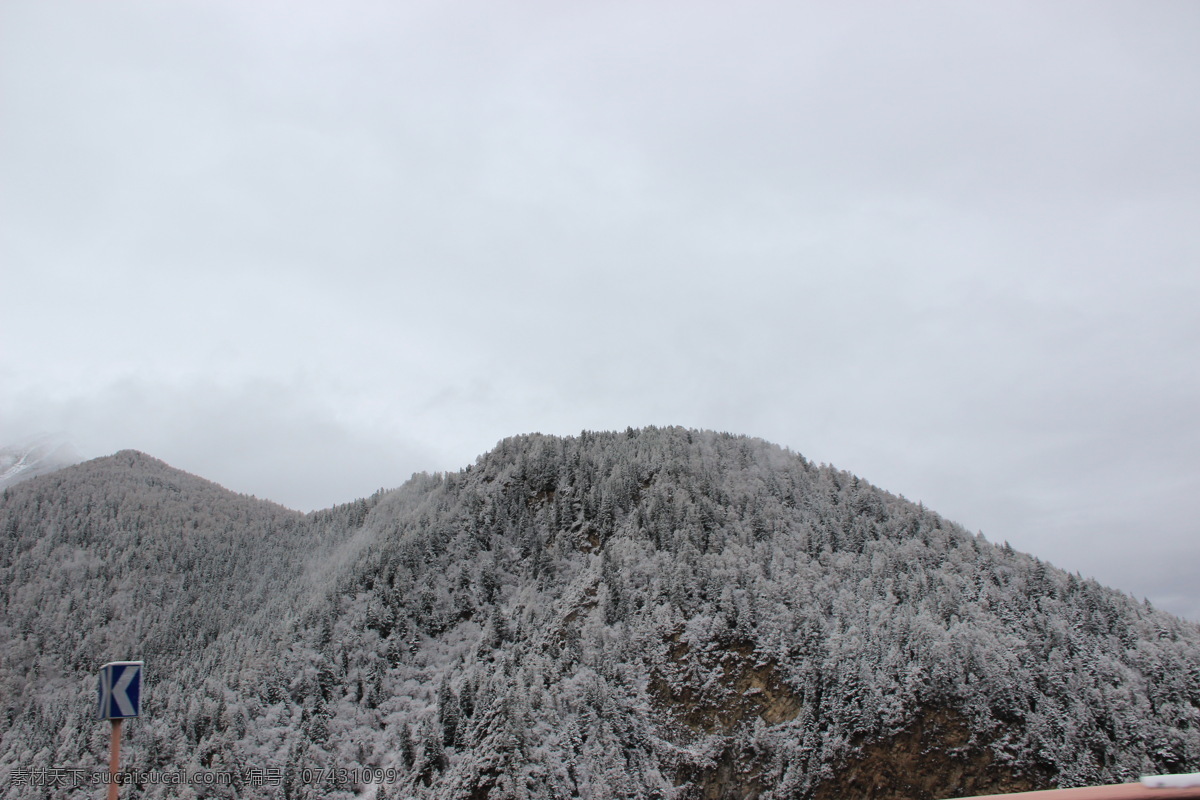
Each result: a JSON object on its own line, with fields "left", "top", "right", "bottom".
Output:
{"left": 97, "top": 661, "right": 143, "bottom": 720}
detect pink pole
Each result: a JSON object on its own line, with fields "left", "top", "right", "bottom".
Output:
{"left": 107, "top": 718, "right": 121, "bottom": 800}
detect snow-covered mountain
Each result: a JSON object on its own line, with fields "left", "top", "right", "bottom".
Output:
{"left": 0, "top": 432, "right": 82, "bottom": 490}
{"left": 1, "top": 428, "right": 1197, "bottom": 800}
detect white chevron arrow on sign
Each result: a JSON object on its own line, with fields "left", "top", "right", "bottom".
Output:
{"left": 112, "top": 664, "right": 138, "bottom": 717}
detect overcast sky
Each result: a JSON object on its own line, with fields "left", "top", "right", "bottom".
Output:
{"left": 2, "top": 1, "right": 1197, "bottom": 620}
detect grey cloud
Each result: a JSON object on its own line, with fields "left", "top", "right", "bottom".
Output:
{"left": 0, "top": 377, "right": 436, "bottom": 511}
{"left": 2, "top": 0, "right": 1197, "bottom": 618}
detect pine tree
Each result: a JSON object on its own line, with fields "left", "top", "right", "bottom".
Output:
{"left": 438, "top": 674, "right": 461, "bottom": 747}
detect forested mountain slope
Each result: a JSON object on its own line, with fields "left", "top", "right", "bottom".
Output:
{"left": 1, "top": 428, "right": 1198, "bottom": 800}
{"left": 0, "top": 451, "right": 368, "bottom": 797}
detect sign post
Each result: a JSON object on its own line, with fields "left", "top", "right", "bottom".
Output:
{"left": 97, "top": 661, "right": 142, "bottom": 800}
{"left": 106, "top": 718, "right": 122, "bottom": 800}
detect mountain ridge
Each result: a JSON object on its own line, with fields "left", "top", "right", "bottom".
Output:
{"left": 1, "top": 427, "right": 1197, "bottom": 799}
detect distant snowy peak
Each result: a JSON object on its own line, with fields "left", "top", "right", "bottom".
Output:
{"left": 0, "top": 433, "right": 83, "bottom": 490}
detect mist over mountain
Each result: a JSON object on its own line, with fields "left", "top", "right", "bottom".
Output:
{"left": 1, "top": 428, "right": 1198, "bottom": 800}
{"left": 0, "top": 434, "right": 81, "bottom": 491}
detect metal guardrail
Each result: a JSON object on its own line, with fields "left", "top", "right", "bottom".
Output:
{"left": 957, "top": 775, "right": 1200, "bottom": 799}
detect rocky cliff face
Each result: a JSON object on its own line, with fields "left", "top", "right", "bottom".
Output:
{"left": 2, "top": 428, "right": 1198, "bottom": 799}
{"left": 809, "top": 709, "right": 1050, "bottom": 800}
